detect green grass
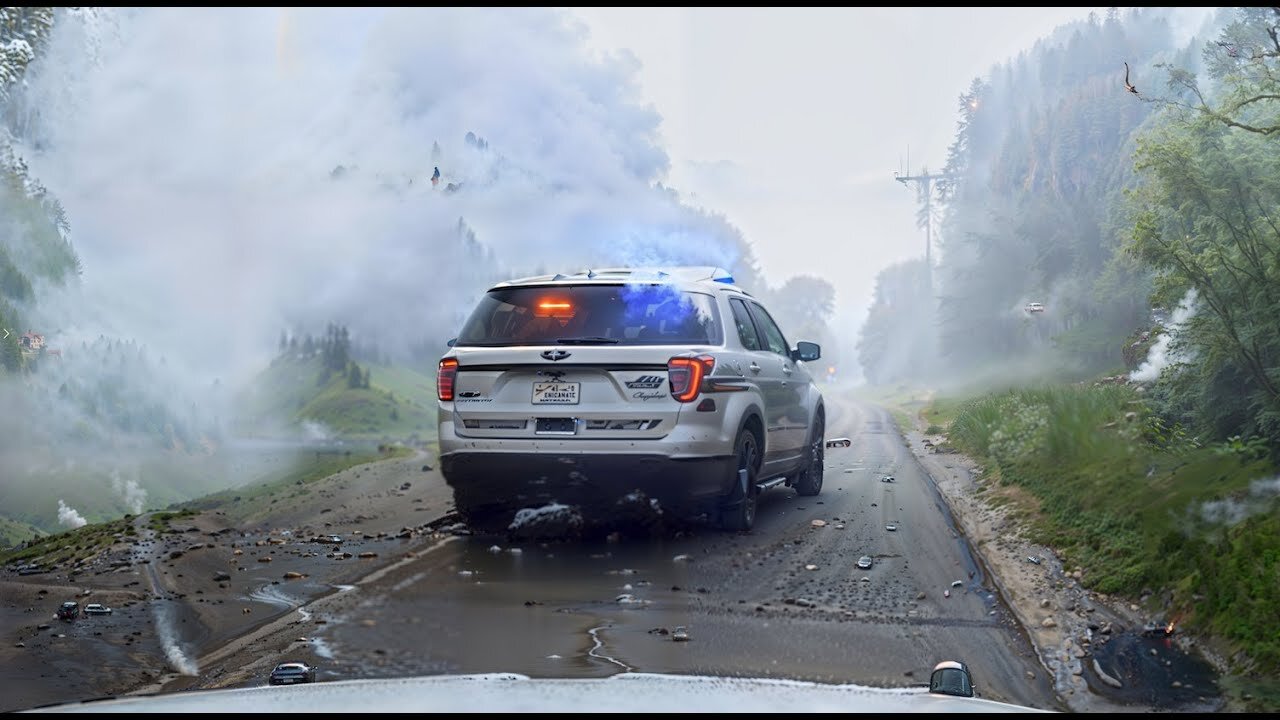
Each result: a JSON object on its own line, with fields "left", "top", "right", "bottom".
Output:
{"left": 237, "top": 357, "right": 437, "bottom": 441}
{"left": 147, "top": 508, "right": 198, "bottom": 534}
{"left": 852, "top": 383, "right": 932, "bottom": 434}
{"left": 184, "top": 445, "right": 411, "bottom": 525}
{"left": 0, "top": 516, "right": 134, "bottom": 569}
{"left": 921, "top": 395, "right": 965, "bottom": 431}
{"left": 937, "top": 383, "right": 1280, "bottom": 690}
{"left": 0, "top": 442, "right": 323, "bottom": 536}
{"left": 2, "top": 445, "right": 413, "bottom": 568}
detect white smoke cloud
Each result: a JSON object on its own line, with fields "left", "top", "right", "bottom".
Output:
{"left": 1200, "top": 476, "right": 1280, "bottom": 526}
{"left": 301, "top": 420, "right": 333, "bottom": 443}
{"left": 1131, "top": 288, "right": 1198, "bottom": 383}
{"left": 16, "top": 7, "right": 762, "bottom": 389}
{"left": 56, "top": 499, "right": 87, "bottom": 528}
{"left": 109, "top": 467, "right": 147, "bottom": 514}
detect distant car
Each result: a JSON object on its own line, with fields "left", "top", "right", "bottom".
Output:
{"left": 885, "top": 523, "right": 898, "bottom": 532}
{"left": 1024, "top": 302, "right": 1045, "bottom": 314}
{"left": 83, "top": 603, "right": 112, "bottom": 615}
{"left": 269, "top": 662, "right": 317, "bottom": 685}
{"left": 856, "top": 555, "right": 873, "bottom": 570}
{"left": 880, "top": 475, "right": 895, "bottom": 483}
{"left": 57, "top": 601, "right": 79, "bottom": 621}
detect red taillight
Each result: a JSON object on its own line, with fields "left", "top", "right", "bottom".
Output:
{"left": 668, "top": 354, "right": 715, "bottom": 403}
{"left": 437, "top": 357, "right": 459, "bottom": 401}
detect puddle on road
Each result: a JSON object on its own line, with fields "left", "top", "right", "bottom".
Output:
{"left": 1084, "top": 630, "right": 1222, "bottom": 710}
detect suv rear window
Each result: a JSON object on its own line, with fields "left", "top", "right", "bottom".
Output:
{"left": 456, "top": 284, "right": 723, "bottom": 346}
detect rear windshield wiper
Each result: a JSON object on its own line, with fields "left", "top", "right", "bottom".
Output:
{"left": 556, "top": 336, "right": 620, "bottom": 344}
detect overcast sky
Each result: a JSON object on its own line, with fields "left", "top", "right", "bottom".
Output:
{"left": 567, "top": 7, "right": 1105, "bottom": 340}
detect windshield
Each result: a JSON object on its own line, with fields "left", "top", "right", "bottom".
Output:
{"left": 0, "top": 6, "right": 1263, "bottom": 716}
{"left": 455, "top": 285, "right": 722, "bottom": 346}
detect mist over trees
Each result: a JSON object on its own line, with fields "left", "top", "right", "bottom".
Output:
{"left": 857, "top": 259, "right": 932, "bottom": 385}
{"left": 858, "top": 6, "right": 1280, "bottom": 452}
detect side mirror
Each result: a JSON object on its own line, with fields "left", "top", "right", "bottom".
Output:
{"left": 446, "top": 338, "right": 457, "bottom": 347}
{"left": 791, "top": 341, "right": 820, "bottom": 362}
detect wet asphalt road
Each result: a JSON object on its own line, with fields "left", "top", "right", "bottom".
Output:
{"left": 317, "top": 395, "right": 1063, "bottom": 710}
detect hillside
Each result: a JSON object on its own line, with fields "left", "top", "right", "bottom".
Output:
{"left": 0, "top": 516, "right": 44, "bottom": 550}
{"left": 236, "top": 354, "right": 437, "bottom": 443}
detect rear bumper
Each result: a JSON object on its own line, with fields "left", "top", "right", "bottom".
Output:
{"left": 441, "top": 451, "right": 736, "bottom": 521}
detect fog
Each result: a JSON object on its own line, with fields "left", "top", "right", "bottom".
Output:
{"left": 18, "top": 7, "right": 764, "bottom": 383}
{"left": 1, "top": 7, "right": 784, "bottom": 529}
{"left": 0, "top": 7, "right": 1233, "bottom": 532}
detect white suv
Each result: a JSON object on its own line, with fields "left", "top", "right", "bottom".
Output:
{"left": 437, "top": 267, "right": 826, "bottom": 533}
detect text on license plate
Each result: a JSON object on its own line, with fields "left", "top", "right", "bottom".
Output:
{"left": 532, "top": 382, "right": 580, "bottom": 404}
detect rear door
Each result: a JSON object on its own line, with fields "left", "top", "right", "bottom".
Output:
{"left": 745, "top": 300, "right": 808, "bottom": 456}
{"left": 728, "top": 297, "right": 792, "bottom": 462}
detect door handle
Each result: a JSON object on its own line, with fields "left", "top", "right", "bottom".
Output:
{"left": 782, "top": 365, "right": 793, "bottom": 375}
{"left": 748, "top": 362, "right": 761, "bottom": 374}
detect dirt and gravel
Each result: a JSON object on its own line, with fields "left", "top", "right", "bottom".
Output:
{"left": 1, "top": 393, "right": 1234, "bottom": 713}
{"left": 0, "top": 448, "right": 455, "bottom": 711}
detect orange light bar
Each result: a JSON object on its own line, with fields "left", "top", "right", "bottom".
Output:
{"left": 534, "top": 299, "right": 575, "bottom": 318}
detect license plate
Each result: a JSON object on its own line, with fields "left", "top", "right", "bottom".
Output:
{"left": 536, "top": 417, "right": 578, "bottom": 434}
{"left": 532, "top": 382, "right": 579, "bottom": 404}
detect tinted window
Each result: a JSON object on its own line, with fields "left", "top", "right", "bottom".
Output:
{"left": 748, "top": 302, "right": 790, "bottom": 356}
{"left": 456, "top": 284, "right": 723, "bottom": 346}
{"left": 729, "top": 298, "right": 762, "bottom": 351}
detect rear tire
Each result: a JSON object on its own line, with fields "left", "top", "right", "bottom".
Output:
{"left": 794, "top": 414, "right": 824, "bottom": 497}
{"left": 720, "top": 428, "right": 760, "bottom": 531}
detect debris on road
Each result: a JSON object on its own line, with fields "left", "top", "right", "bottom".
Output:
{"left": 804, "top": 564, "right": 819, "bottom": 571}
{"left": 825, "top": 437, "right": 853, "bottom": 448}
{"left": 951, "top": 580, "right": 963, "bottom": 587}
{"left": 810, "top": 519, "right": 827, "bottom": 528}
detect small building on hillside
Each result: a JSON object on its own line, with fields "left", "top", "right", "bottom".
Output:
{"left": 19, "top": 331, "right": 44, "bottom": 351}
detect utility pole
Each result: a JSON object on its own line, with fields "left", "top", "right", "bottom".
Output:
{"left": 894, "top": 166, "right": 956, "bottom": 293}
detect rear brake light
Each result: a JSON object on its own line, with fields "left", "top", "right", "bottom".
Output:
{"left": 437, "top": 358, "right": 459, "bottom": 401}
{"left": 668, "top": 355, "right": 715, "bottom": 403}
